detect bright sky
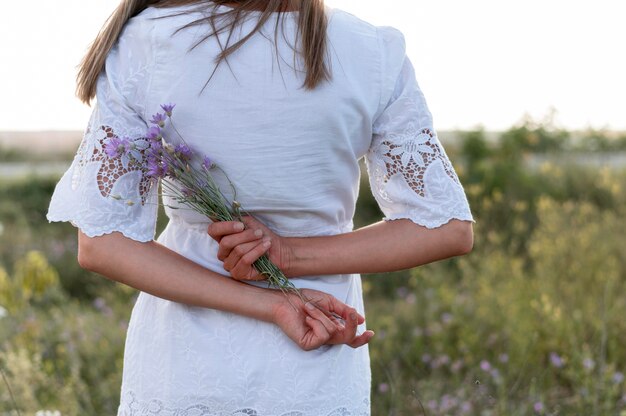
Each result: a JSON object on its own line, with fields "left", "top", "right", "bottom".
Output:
{"left": 1, "top": 0, "right": 624, "bottom": 132}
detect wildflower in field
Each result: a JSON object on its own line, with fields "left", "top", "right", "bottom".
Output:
{"left": 533, "top": 401, "right": 544, "bottom": 413}
{"left": 549, "top": 352, "right": 564, "bottom": 368}
{"left": 0, "top": 305, "right": 7, "bottom": 319}
{"left": 421, "top": 353, "right": 432, "bottom": 364}
{"left": 480, "top": 360, "right": 491, "bottom": 372}
{"left": 498, "top": 353, "right": 509, "bottom": 363}
{"left": 377, "top": 383, "right": 389, "bottom": 393}
{"left": 439, "top": 394, "right": 457, "bottom": 412}
{"left": 460, "top": 401, "right": 472, "bottom": 414}
{"left": 583, "top": 357, "right": 595, "bottom": 371}
{"left": 490, "top": 368, "right": 502, "bottom": 384}
{"left": 613, "top": 372, "right": 624, "bottom": 384}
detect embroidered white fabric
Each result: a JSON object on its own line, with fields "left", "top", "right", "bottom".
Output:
{"left": 47, "top": 16, "right": 158, "bottom": 242}
{"left": 47, "top": 3, "right": 474, "bottom": 415}
{"left": 365, "top": 56, "right": 475, "bottom": 229}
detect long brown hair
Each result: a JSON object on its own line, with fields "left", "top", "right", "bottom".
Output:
{"left": 76, "top": 0, "right": 330, "bottom": 105}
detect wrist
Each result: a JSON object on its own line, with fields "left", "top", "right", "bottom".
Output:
{"left": 281, "top": 237, "right": 306, "bottom": 278}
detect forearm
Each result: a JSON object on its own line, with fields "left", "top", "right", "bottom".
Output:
{"left": 77, "top": 230, "right": 280, "bottom": 322}
{"left": 285, "top": 218, "right": 473, "bottom": 277}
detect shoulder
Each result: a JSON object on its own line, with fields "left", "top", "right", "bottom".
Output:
{"left": 327, "top": 8, "right": 405, "bottom": 52}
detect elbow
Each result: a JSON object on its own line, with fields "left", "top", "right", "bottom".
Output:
{"left": 451, "top": 220, "right": 474, "bottom": 256}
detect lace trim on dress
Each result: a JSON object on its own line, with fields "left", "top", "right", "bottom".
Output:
{"left": 366, "top": 123, "right": 474, "bottom": 229}
{"left": 72, "top": 123, "right": 153, "bottom": 205}
{"left": 118, "top": 391, "right": 370, "bottom": 416}
{"left": 377, "top": 127, "right": 460, "bottom": 198}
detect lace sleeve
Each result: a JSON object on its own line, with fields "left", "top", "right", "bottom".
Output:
{"left": 365, "top": 32, "right": 475, "bottom": 229}
{"left": 46, "top": 17, "right": 158, "bottom": 242}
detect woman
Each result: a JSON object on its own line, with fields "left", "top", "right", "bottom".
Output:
{"left": 47, "top": 0, "right": 475, "bottom": 414}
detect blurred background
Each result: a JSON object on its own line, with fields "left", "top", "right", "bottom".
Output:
{"left": 1, "top": 1, "right": 625, "bottom": 415}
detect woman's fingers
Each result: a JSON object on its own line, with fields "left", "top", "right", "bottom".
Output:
{"left": 347, "top": 330, "right": 375, "bottom": 349}
{"left": 325, "top": 296, "right": 366, "bottom": 325}
{"left": 228, "top": 239, "right": 272, "bottom": 281}
{"left": 207, "top": 221, "right": 245, "bottom": 242}
{"left": 304, "top": 302, "right": 338, "bottom": 337}
{"left": 217, "top": 228, "right": 264, "bottom": 261}
{"left": 302, "top": 316, "right": 329, "bottom": 350}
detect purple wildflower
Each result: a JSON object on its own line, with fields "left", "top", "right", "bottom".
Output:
{"left": 147, "top": 126, "right": 162, "bottom": 141}
{"left": 160, "top": 103, "right": 176, "bottom": 117}
{"left": 104, "top": 136, "right": 130, "bottom": 159}
{"left": 175, "top": 143, "right": 193, "bottom": 161}
{"left": 150, "top": 112, "right": 167, "bottom": 127}
{"left": 146, "top": 157, "right": 166, "bottom": 179}
{"left": 583, "top": 358, "right": 595, "bottom": 371}
{"left": 148, "top": 140, "right": 163, "bottom": 158}
{"left": 549, "top": 352, "right": 564, "bottom": 368}
{"left": 499, "top": 353, "right": 509, "bottom": 363}
{"left": 613, "top": 372, "right": 624, "bottom": 384}
{"left": 480, "top": 360, "right": 492, "bottom": 372}
{"left": 533, "top": 401, "right": 544, "bottom": 413}
{"left": 202, "top": 156, "right": 213, "bottom": 170}
{"left": 377, "top": 383, "right": 389, "bottom": 393}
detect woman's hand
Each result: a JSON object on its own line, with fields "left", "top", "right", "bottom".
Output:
{"left": 207, "top": 215, "right": 293, "bottom": 280}
{"left": 272, "top": 288, "right": 374, "bottom": 351}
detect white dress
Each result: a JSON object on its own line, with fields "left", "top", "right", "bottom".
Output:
{"left": 47, "top": 3, "right": 475, "bottom": 415}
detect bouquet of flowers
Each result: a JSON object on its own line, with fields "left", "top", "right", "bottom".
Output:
{"left": 104, "top": 104, "right": 297, "bottom": 294}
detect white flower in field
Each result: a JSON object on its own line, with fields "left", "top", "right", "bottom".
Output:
{"left": 0, "top": 305, "right": 7, "bottom": 319}
{"left": 35, "top": 411, "right": 61, "bottom": 416}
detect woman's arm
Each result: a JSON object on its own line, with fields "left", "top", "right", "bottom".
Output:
{"left": 76, "top": 230, "right": 373, "bottom": 350}
{"left": 208, "top": 217, "right": 473, "bottom": 279}
{"left": 286, "top": 218, "right": 473, "bottom": 277}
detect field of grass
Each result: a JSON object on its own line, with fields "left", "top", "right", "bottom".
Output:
{"left": 1, "top": 121, "right": 625, "bottom": 415}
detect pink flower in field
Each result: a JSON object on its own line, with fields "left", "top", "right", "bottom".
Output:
{"left": 377, "top": 383, "right": 389, "bottom": 393}
{"left": 583, "top": 358, "right": 595, "bottom": 371}
{"left": 533, "top": 401, "right": 544, "bottom": 413}
{"left": 480, "top": 360, "right": 491, "bottom": 372}
{"left": 499, "top": 353, "right": 509, "bottom": 363}
{"left": 550, "top": 352, "right": 564, "bottom": 368}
